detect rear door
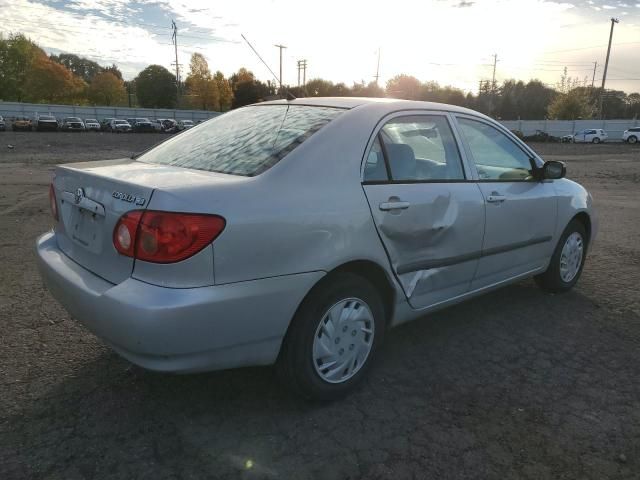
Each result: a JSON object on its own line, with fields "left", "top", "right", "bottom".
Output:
{"left": 362, "top": 112, "right": 485, "bottom": 309}
{"left": 454, "top": 115, "right": 557, "bottom": 290}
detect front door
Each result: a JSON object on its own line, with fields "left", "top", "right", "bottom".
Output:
{"left": 362, "top": 113, "right": 485, "bottom": 309}
{"left": 455, "top": 116, "right": 557, "bottom": 290}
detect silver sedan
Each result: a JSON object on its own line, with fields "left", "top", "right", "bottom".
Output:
{"left": 36, "top": 98, "right": 596, "bottom": 400}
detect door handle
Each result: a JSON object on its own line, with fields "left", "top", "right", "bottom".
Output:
{"left": 379, "top": 201, "right": 410, "bottom": 211}
{"left": 486, "top": 194, "right": 506, "bottom": 203}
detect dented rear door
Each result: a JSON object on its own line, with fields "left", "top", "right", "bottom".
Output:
{"left": 362, "top": 113, "right": 485, "bottom": 309}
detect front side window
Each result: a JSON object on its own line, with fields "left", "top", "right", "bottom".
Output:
{"left": 364, "top": 115, "right": 464, "bottom": 182}
{"left": 139, "top": 105, "right": 343, "bottom": 176}
{"left": 457, "top": 117, "right": 533, "bottom": 181}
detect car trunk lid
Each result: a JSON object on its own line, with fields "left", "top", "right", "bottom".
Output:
{"left": 52, "top": 158, "right": 243, "bottom": 284}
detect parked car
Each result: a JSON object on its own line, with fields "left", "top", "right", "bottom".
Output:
{"left": 101, "top": 118, "right": 115, "bottom": 131}
{"left": 162, "top": 118, "right": 178, "bottom": 133}
{"left": 177, "top": 119, "right": 194, "bottom": 130}
{"left": 84, "top": 119, "right": 101, "bottom": 132}
{"left": 150, "top": 119, "right": 165, "bottom": 132}
{"left": 126, "top": 118, "right": 154, "bottom": 133}
{"left": 12, "top": 116, "right": 33, "bottom": 131}
{"left": 561, "top": 134, "right": 574, "bottom": 143}
{"left": 0, "top": 116, "right": 5, "bottom": 131}
{"left": 61, "top": 117, "right": 85, "bottom": 132}
{"left": 622, "top": 127, "right": 640, "bottom": 144}
{"left": 108, "top": 119, "right": 132, "bottom": 133}
{"left": 573, "top": 129, "right": 607, "bottom": 144}
{"left": 37, "top": 98, "right": 596, "bottom": 400}
{"left": 523, "top": 130, "right": 559, "bottom": 143}
{"left": 34, "top": 115, "right": 59, "bottom": 132}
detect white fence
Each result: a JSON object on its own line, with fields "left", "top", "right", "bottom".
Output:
{"left": 500, "top": 119, "right": 640, "bottom": 140}
{"left": 0, "top": 101, "right": 221, "bottom": 122}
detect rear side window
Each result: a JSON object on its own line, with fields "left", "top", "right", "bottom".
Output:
{"left": 363, "top": 115, "right": 465, "bottom": 182}
{"left": 138, "top": 105, "right": 343, "bottom": 176}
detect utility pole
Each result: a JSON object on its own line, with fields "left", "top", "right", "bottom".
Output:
{"left": 274, "top": 44, "right": 287, "bottom": 91}
{"left": 491, "top": 53, "right": 498, "bottom": 91}
{"left": 296, "top": 59, "right": 307, "bottom": 87}
{"left": 374, "top": 48, "right": 381, "bottom": 86}
{"left": 591, "top": 61, "right": 598, "bottom": 87}
{"left": 302, "top": 60, "right": 307, "bottom": 86}
{"left": 490, "top": 54, "right": 498, "bottom": 116}
{"left": 600, "top": 17, "right": 619, "bottom": 119}
{"left": 171, "top": 20, "right": 180, "bottom": 106}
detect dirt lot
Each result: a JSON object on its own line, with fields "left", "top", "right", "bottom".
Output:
{"left": 1, "top": 133, "right": 639, "bottom": 479}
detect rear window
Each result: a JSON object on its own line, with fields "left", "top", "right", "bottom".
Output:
{"left": 138, "top": 105, "right": 344, "bottom": 176}
{"left": 40, "top": 116, "right": 55, "bottom": 121}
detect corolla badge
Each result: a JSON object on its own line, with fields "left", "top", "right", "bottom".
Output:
{"left": 74, "top": 188, "right": 85, "bottom": 204}
{"left": 112, "top": 191, "right": 146, "bottom": 206}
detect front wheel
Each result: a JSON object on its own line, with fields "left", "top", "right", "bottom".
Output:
{"left": 277, "top": 273, "right": 385, "bottom": 401}
{"left": 592, "top": 137, "right": 601, "bottom": 144}
{"left": 628, "top": 135, "right": 638, "bottom": 144}
{"left": 535, "top": 220, "right": 587, "bottom": 293}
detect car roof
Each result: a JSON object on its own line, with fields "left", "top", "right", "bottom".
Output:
{"left": 256, "top": 96, "right": 486, "bottom": 117}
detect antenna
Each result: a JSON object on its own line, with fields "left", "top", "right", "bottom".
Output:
{"left": 240, "top": 34, "right": 280, "bottom": 86}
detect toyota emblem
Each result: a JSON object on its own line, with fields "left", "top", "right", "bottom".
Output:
{"left": 74, "top": 188, "right": 85, "bottom": 204}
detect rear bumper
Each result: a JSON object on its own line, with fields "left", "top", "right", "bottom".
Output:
{"left": 36, "top": 231, "right": 324, "bottom": 373}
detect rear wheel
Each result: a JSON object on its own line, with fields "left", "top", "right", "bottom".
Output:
{"left": 535, "top": 220, "right": 587, "bottom": 293}
{"left": 592, "top": 137, "right": 601, "bottom": 144}
{"left": 277, "top": 273, "right": 385, "bottom": 401}
{"left": 628, "top": 135, "right": 638, "bottom": 144}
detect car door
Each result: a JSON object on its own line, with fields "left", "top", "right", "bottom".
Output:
{"left": 362, "top": 112, "right": 485, "bottom": 309}
{"left": 454, "top": 115, "right": 557, "bottom": 290}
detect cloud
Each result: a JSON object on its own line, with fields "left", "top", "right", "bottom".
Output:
{"left": 455, "top": 0, "right": 475, "bottom": 6}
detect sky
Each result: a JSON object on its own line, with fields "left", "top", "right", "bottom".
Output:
{"left": 1, "top": 0, "right": 639, "bottom": 93}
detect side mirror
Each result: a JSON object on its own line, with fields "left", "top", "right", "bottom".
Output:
{"left": 542, "top": 160, "right": 566, "bottom": 180}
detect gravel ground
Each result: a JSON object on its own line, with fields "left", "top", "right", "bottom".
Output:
{"left": 1, "top": 133, "right": 639, "bottom": 479}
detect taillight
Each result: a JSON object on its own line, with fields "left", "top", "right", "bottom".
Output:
{"left": 49, "top": 183, "right": 59, "bottom": 221}
{"left": 113, "top": 210, "right": 225, "bottom": 263}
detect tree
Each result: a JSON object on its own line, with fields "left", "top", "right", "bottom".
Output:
{"left": 229, "top": 68, "right": 274, "bottom": 107}
{"left": 134, "top": 65, "right": 177, "bottom": 108}
{"left": 386, "top": 74, "right": 421, "bottom": 100}
{"left": 350, "top": 81, "right": 384, "bottom": 97}
{"left": 547, "top": 87, "right": 595, "bottom": 120}
{"left": 104, "top": 64, "right": 123, "bottom": 80}
{"left": 184, "top": 53, "right": 219, "bottom": 110}
{"left": 50, "top": 53, "right": 103, "bottom": 83}
{"left": 214, "top": 71, "right": 233, "bottom": 111}
{"left": 0, "top": 33, "right": 43, "bottom": 101}
{"left": 627, "top": 93, "right": 640, "bottom": 119}
{"left": 303, "top": 78, "right": 335, "bottom": 97}
{"left": 24, "top": 53, "right": 87, "bottom": 103}
{"left": 88, "top": 71, "right": 126, "bottom": 106}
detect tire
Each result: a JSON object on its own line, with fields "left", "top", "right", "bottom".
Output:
{"left": 535, "top": 220, "right": 588, "bottom": 293}
{"left": 628, "top": 135, "right": 637, "bottom": 144}
{"left": 276, "top": 273, "right": 385, "bottom": 401}
{"left": 592, "top": 137, "right": 600, "bottom": 144}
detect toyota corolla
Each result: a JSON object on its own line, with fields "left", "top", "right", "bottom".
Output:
{"left": 36, "top": 98, "right": 596, "bottom": 400}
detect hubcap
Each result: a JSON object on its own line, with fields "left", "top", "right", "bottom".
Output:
{"left": 559, "top": 232, "right": 584, "bottom": 283}
{"left": 312, "top": 298, "right": 375, "bottom": 384}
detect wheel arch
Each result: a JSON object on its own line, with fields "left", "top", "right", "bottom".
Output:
{"left": 288, "top": 259, "right": 397, "bottom": 335}
{"left": 572, "top": 211, "right": 592, "bottom": 244}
